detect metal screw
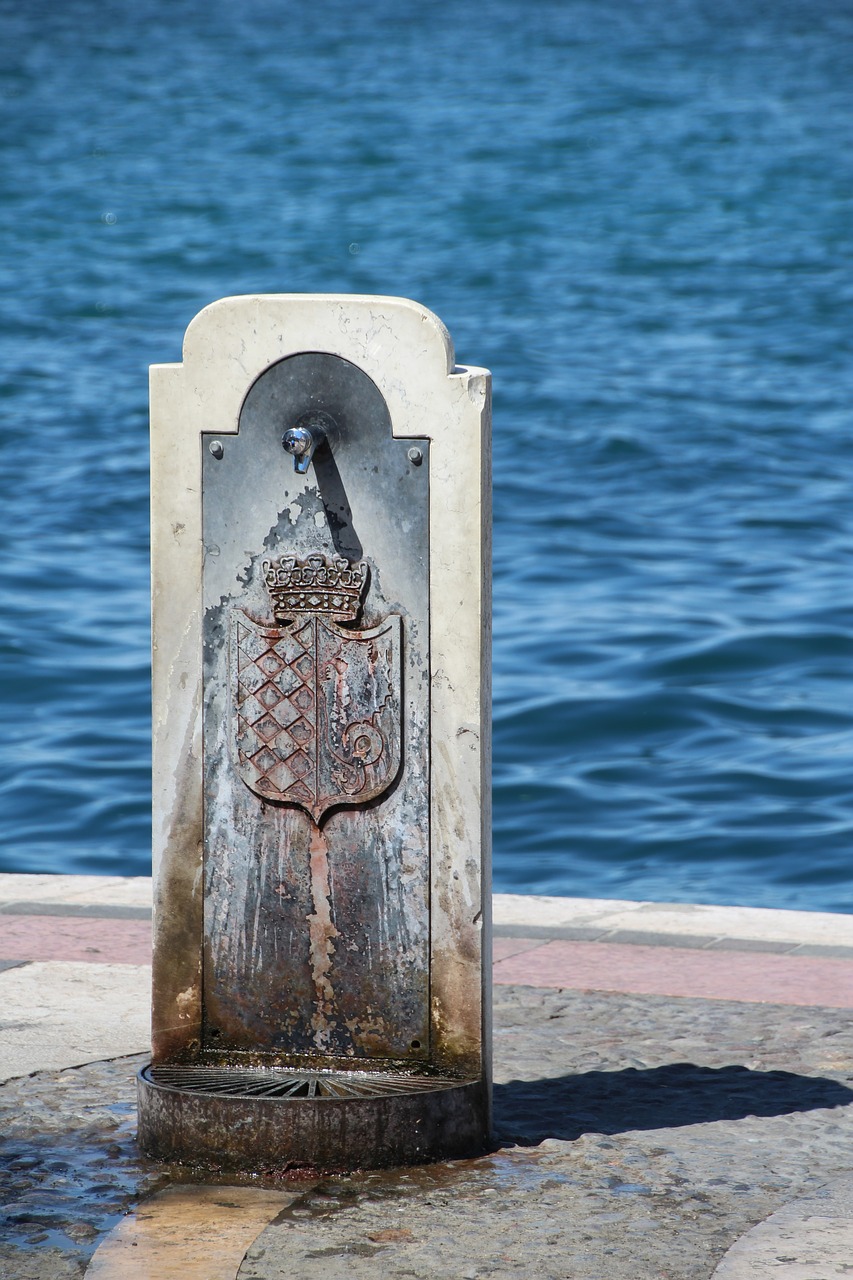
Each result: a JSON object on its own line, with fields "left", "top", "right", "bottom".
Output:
{"left": 209, "top": 440, "right": 224, "bottom": 459}
{"left": 407, "top": 447, "right": 423, "bottom": 466}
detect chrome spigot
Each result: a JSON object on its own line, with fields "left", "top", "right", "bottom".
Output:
{"left": 282, "top": 425, "right": 319, "bottom": 473}
{"left": 282, "top": 410, "right": 334, "bottom": 474}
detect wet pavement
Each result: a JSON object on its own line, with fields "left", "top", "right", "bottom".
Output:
{"left": 3, "top": 876, "right": 853, "bottom": 1278}
{"left": 3, "top": 986, "right": 853, "bottom": 1278}
{"left": 0, "top": 1054, "right": 159, "bottom": 1279}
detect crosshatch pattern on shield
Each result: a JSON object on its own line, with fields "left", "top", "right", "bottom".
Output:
{"left": 230, "top": 560, "right": 402, "bottom": 824}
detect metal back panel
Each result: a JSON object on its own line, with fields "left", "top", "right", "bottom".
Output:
{"left": 201, "top": 352, "right": 430, "bottom": 1061}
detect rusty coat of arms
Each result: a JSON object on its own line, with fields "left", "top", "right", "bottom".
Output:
{"left": 231, "top": 554, "right": 401, "bottom": 823}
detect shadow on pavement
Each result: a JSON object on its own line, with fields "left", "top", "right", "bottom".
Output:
{"left": 493, "top": 1062, "right": 853, "bottom": 1145}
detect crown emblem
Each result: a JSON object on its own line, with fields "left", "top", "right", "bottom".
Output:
{"left": 262, "top": 554, "right": 368, "bottom": 624}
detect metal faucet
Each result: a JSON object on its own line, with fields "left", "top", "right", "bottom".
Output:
{"left": 282, "top": 410, "right": 334, "bottom": 474}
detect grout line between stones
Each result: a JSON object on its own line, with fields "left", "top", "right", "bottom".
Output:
{"left": 492, "top": 924, "right": 853, "bottom": 958}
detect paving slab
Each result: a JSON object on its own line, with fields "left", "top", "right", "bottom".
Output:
{"left": 85, "top": 1185, "right": 300, "bottom": 1279}
{"left": 711, "top": 1176, "right": 853, "bottom": 1277}
{"left": 495, "top": 893, "right": 853, "bottom": 949}
{"left": 0, "top": 875, "right": 152, "bottom": 910}
{"left": 0, "top": 916, "right": 151, "bottom": 966}
{"left": 493, "top": 938, "right": 853, "bottom": 1008}
{"left": 0, "top": 961, "right": 150, "bottom": 1082}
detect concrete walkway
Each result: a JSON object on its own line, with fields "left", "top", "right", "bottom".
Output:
{"left": 0, "top": 874, "right": 150, "bottom": 1082}
{"left": 2, "top": 874, "right": 853, "bottom": 1277}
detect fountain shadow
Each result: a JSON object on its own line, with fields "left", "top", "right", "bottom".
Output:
{"left": 493, "top": 1062, "right": 853, "bottom": 1145}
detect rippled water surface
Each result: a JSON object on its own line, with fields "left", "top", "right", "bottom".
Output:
{"left": 1, "top": 0, "right": 852, "bottom": 909}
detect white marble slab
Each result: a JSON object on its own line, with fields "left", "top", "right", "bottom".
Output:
{"left": 0, "top": 873, "right": 152, "bottom": 909}
{"left": 493, "top": 892, "right": 853, "bottom": 947}
{"left": 0, "top": 961, "right": 150, "bottom": 1082}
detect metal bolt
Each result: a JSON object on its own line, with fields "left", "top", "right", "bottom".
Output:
{"left": 209, "top": 440, "right": 224, "bottom": 459}
{"left": 407, "top": 447, "right": 423, "bottom": 466}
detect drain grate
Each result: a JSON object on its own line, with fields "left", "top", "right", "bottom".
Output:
{"left": 144, "top": 1063, "right": 464, "bottom": 1100}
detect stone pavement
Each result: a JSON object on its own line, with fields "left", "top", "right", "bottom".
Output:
{"left": 3, "top": 875, "right": 853, "bottom": 1278}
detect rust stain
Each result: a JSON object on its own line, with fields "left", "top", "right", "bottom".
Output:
{"left": 367, "top": 1228, "right": 415, "bottom": 1244}
{"left": 152, "top": 707, "right": 204, "bottom": 1062}
{"left": 307, "top": 823, "right": 340, "bottom": 1050}
{"left": 343, "top": 1014, "right": 396, "bottom": 1058}
{"left": 430, "top": 947, "right": 483, "bottom": 1074}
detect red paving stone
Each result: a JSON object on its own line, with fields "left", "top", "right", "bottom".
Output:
{"left": 492, "top": 937, "right": 548, "bottom": 962}
{"left": 0, "top": 915, "right": 151, "bottom": 965}
{"left": 492, "top": 938, "right": 853, "bottom": 1009}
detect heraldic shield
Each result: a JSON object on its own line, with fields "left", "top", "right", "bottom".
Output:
{"left": 231, "top": 606, "right": 402, "bottom": 824}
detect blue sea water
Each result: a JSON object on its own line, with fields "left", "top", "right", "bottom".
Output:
{"left": 1, "top": 0, "right": 852, "bottom": 910}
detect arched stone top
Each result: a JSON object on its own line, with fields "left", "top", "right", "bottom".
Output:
{"left": 155, "top": 294, "right": 485, "bottom": 443}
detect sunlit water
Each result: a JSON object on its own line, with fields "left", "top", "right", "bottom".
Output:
{"left": 1, "top": 0, "right": 852, "bottom": 910}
